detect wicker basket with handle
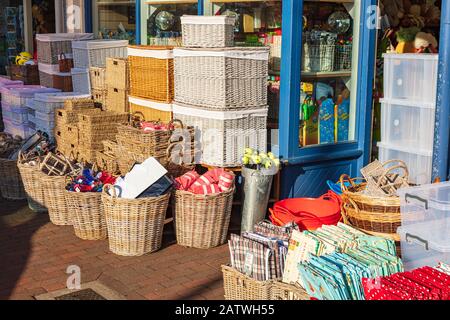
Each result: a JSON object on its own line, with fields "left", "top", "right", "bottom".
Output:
{"left": 222, "top": 265, "right": 272, "bottom": 300}
{"left": 173, "top": 186, "right": 234, "bottom": 249}
{"left": 128, "top": 46, "right": 174, "bottom": 103}
{"left": 17, "top": 155, "right": 47, "bottom": 212}
{"left": 0, "top": 158, "right": 26, "bottom": 200}
{"left": 128, "top": 95, "right": 172, "bottom": 122}
{"left": 102, "top": 184, "right": 171, "bottom": 256}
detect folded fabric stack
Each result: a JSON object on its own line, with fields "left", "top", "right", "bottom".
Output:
{"left": 139, "top": 121, "right": 173, "bottom": 132}
{"left": 228, "top": 221, "right": 298, "bottom": 281}
{"left": 363, "top": 266, "right": 450, "bottom": 300}
{"left": 175, "top": 169, "right": 234, "bottom": 195}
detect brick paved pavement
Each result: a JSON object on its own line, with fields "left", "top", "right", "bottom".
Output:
{"left": 0, "top": 198, "right": 235, "bottom": 300}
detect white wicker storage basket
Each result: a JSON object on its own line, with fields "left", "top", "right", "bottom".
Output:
{"left": 71, "top": 68, "right": 91, "bottom": 94}
{"left": 30, "top": 92, "right": 91, "bottom": 114}
{"left": 172, "top": 103, "right": 268, "bottom": 167}
{"left": 181, "top": 15, "right": 235, "bottom": 48}
{"left": 174, "top": 47, "right": 269, "bottom": 110}
{"left": 36, "top": 33, "right": 93, "bottom": 64}
{"left": 72, "top": 40, "right": 128, "bottom": 68}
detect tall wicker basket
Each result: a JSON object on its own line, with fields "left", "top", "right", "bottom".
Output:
{"left": 65, "top": 190, "right": 106, "bottom": 240}
{"left": 173, "top": 187, "right": 234, "bottom": 249}
{"left": 102, "top": 185, "right": 171, "bottom": 256}
{"left": 17, "top": 160, "right": 47, "bottom": 212}
{"left": 0, "top": 158, "right": 26, "bottom": 200}
{"left": 40, "top": 175, "right": 72, "bottom": 225}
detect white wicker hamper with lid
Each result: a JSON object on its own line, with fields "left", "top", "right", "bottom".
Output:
{"left": 181, "top": 15, "right": 235, "bottom": 48}
{"left": 72, "top": 40, "right": 128, "bottom": 68}
{"left": 36, "top": 33, "right": 94, "bottom": 65}
{"left": 173, "top": 47, "right": 269, "bottom": 110}
{"left": 172, "top": 103, "right": 268, "bottom": 167}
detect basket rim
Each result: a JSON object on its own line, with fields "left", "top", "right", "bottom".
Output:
{"left": 174, "top": 186, "right": 235, "bottom": 199}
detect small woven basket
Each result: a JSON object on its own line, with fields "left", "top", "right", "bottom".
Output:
{"left": 89, "top": 67, "right": 106, "bottom": 90}
{"left": 65, "top": 190, "right": 107, "bottom": 240}
{"left": 17, "top": 158, "right": 47, "bottom": 212}
{"left": 102, "top": 184, "right": 170, "bottom": 256}
{"left": 181, "top": 16, "right": 235, "bottom": 48}
{"left": 40, "top": 175, "right": 72, "bottom": 225}
{"left": 0, "top": 158, "right": 26, "bottom": 200}
{"left": 222, "top": 265, "right": 272, "bottom": 300}
{"left": 173, "top": 187, "right": 234, "bottom": 249}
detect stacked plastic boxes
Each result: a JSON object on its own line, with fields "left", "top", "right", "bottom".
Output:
{"left": 0, "top": 78, "right": 23, "bottom": 131}
{"left": 172, "top": 15, "right": 269, "bottom": 167}
{"left": 36, "top": 33, "right": 93, "bottom": 91}
{"left": 1, "top": 85, "right": 60, "bottom": 139}
{"left": 378, "top": 53, "right": 438, "bottom": 185}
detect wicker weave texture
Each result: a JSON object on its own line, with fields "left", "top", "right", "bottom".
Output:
{"left": 174, "top": 54, "right": 268, "bottom": 109}
{"left": 270, "top": 281, "right": 310, "bottom": 300}
{"left": 102, "top": 186, "right": 170, "bottom": 256}
{"left": 182, "top": 24, "right": 234, "bottom": 48}
{"left": 173, "top": 188, "right": 234, "bottom": 249}
{"left": 39, "top": 71, "right": 73, "bottom": 92}
{"left": 91, "top": 89, "right": 107, "bottom": 107}
{"left": 37, "top": 40, "right": 73, "bottom": 65}
{"left": 129, "top": 102, "right": 172, "bottom": 122}
{"left": 173, "top": 109, "right": 267, "bottom": 167}
{"left": 222, "top": 265, "right": 271, "bottom": 300}
{"left": 0, "top": 158, "right": 26, "bottom": 200}
{"left": 17, "top": 162, "right": 47, "bottom": 212}
{"left": 105, "top": 87, "right": 128, "bottom": 113}
{"left": 106, "top": 57, "right": 129, "bottom": 90}
{"left": 73, "top": 46, "right": 127, "bottom": 68}
{"left": 41, "top": 175, "right": 72, "bottom": 226}
{"left": 89, "top": 67, "right": 106, "bottom": 90}
{"left": 65, "top": 190, "right": 107, "bottom": 240}
{"left": 129, "top": 46, "right": 174, "bottom": 103}
{"left": 71, "top": 69, "right": 91, "bottom": 94}
{"left": 96, "top": 151, "right": 119, "bottom": 174}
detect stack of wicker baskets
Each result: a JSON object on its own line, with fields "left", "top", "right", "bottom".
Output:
{"left": 89, "top": 66, "right": 107, "bottom": 107}
{"left": 173, "top": 15, "right": 269, "bottom": 167}
{"left": 105, "top": 58, "right": 129, "bottom": 113}
{"left": 221, "top": 265, "right": 310, "bottom": 300}
{"left": 128, "top": 46, "right": 174, "bottom": 122}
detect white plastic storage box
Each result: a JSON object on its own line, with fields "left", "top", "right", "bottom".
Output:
{"left": 377, "top": 142, "right": 432, "bottom": 185}
{"left": 397, "top": 181, "right": 450, "bottom": 270}
{"left": 30, "top": 92, "right": 91, "bottom": 114}
{"left": 1, "top": 102, "right": 30, "bottom": 124}
{"left": 172, "top": 103, "right": 268, "bottom": 167}
{"left": 36, "top": 33, "right": 93, "bottom": 64}
{"left": 174, "top": 47, "right": 269, "bottom": 109}
{"left": 180, "top": 15, "right": 235, "bottom": 48}
{"left": 3, "top": 118, "right": 34, "bottom": 139}
{"left": 71, "top": 68, "right": 91, "bottom": 94}
{"left": 72, "top": 40, "right": 128, "bottom": 68}
{"left": 383, "top": 53, "right": 438, "bottom": 104}
{"left": 380, "top": 98, "right": 435, "bottom": 151}
{"left": 0, "top": 85, "right": 60, "bottom": 106}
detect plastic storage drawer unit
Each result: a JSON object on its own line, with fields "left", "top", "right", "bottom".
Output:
{"left": 383, "top": 53, "right": 438, "bottom": 104}
{"left": 397, "top": 182, "right": 450, "bottom": 270}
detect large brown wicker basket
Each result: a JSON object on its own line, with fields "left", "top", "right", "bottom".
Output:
{"left": 340, "top": 174, "right": 402, "bottom": 241}
{"left": 128, "top": 45, "right": 174, "bottom": 103}
{"left": 102, "top": 185, "right": 171, "bottom": 256}
{"left": 222, "top": 265, "right": 272, "bottom": 300}
{"left": 17, "top": 160, "right": 47, "bottom": 212}
{"left": 0, "top": 158, "right": 26, "bottom": 200}
{"left": 40, "top": 175, "right": 72, "bottom": 225}
{"left": 174, "top": 187, "right": 234, "bottom": 249}
{"left": 65, "top": 190, "right": 107, "bottom": 240}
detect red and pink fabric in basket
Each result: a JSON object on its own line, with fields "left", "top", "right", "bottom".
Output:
{"left": 175, "top": 169, "right": 235, "bottom": 195}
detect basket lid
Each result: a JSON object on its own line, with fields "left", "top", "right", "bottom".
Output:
{"left": 172, "top": 103, "right": 268, "bottom": 120}
{"left": 181, "top": 15, "right": 235, "bottom": 25}
{"left": 1, "top": 85, "right": 60, "bottom": 97}
{"left": 173, "top": 47, "right": 269, "bottom": 61}
{"left": 128, "top": 96, "right": 172, "bottom": 112}
{"left": 36, "top": 33, "right": 94, "bottom": 42}
{"left": 33, "top": 92, "right": 91, "bottom": 103}
{"left": 71, "top": 39, "right": 129, "bottom": 50}
{"left": 0, "top": 78, "right": 23, "bottom": 87}
{"left": 127, "top": 46, "right": 173, "bottom": 59}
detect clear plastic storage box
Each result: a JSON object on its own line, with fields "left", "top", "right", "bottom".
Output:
{"left": 397, "top": 182, "right": 450, "bottom": 270}
{"left": 1, "top": 102, "right": 30, "bottom": 124}
{"left": 380, "top": 98, "right": 435, "bottom": 151}
{"left": 377, "top": 142, "right": 432, "bottom": 185}
{"left": 383, "top": 53, "right": 438, "bottom": 104}
{"left": 3, "top": 118, "right": 34, "bottom": 139}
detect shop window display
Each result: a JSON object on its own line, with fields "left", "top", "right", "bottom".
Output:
{"left": 142, "top": 1, "right": 198, "bottom": 46}
{"left": 92, "top": 0, "right": 136, "bottom": 44}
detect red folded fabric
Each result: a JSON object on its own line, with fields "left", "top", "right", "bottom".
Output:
{"left": 189, "top": 184, "right": 221, "bottom": 195}
{"left": 176, "top": 170, "right": 235, "bottom": 195}
{"left": 175, "top": 170, "right": 200, "bottom": 190}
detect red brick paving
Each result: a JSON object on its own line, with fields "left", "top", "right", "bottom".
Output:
{"left": 0, "top": 198, "right": 233, "bottom": 300}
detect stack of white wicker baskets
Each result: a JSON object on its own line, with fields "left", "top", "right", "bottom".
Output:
{"left": 173, "top": 15, "right": 269, "bottom": 167}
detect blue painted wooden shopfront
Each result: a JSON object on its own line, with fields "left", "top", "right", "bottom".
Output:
{"left": 82, "top": 0, "right": 450, "bottom": 198}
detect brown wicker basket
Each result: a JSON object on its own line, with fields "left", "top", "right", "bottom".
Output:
{"left": 65, "top": 190, "right": 107, "bottom": 240}
{"left": 173, "top": 187, "right": 234, "bottom": 249}
{"left": 96, "top": 151, "right": 119, "bottom": 174}
{"left": 165, "top": 142, "right": 195, "bottom": 179}
{"left": 340, "top": 174, "right": 402, "bottom": 239}
{"left": 91, "top": 89, "right": 107, "bottom": 108}
{"left": 128, "top": 45, "right": 174, "bottom": 103}
{"left": 105, "top": 87, "right": 128, "bottom": 113}
{"left": 129, "top": 96, "right": 173, "bottom": 122}
{"left": 222, "top": 265, "right": 272, "bottom": 300}
{"left": 40, "top": 175, "right": 72, "bottom": 225}
{"left": 89, "top": 67, "right": 106, "bottom": 90}
{"left": 17, "top": 160, "right": 47, "bottom": 212}
{"left": 106, "top": 57, "right": 129, "bottom": 90}
{"left": 0, "top": 158, "right": 26, "bottom": 200}
{"left": 102, "top": 184, "right": 171, "bottom": 256}
{"left": 270, "top": 281, "right": 310, "bottom": 300}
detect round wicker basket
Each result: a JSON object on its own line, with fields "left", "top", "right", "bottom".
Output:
{"left": 41, "top": 175, "right": 72, "bottom": 225}
{"left": 17, "top": 160, "right": 47, "bottom": 212}
{"left": 0, "top": 158, "right": 26, "bottom": 200}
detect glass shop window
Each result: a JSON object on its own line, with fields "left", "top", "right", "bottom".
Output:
{"left": 299, "top": 1, "right": 357, "bottom": 147}
{"left": 142, "top": 1, "right": 198, "bottom": 46}
{"left": 92, "top": 0, "right": 136, "bottom": 44}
